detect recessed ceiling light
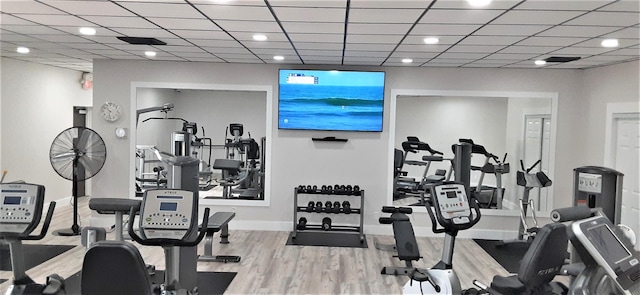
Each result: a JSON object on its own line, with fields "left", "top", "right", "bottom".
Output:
{"left": 402, "top": 58, "right": 413, "bottom": 63}
{"left": 253, "top": 34, "right": 268, "bottom": 41}
{"left": 273, "top": 55, "right": 284, "bottom": 61}
{"left": 423, "top": 37, "right": 439, "bottom": 44}
{"left": 16, "top": 47, "right": 29, "bottom": 54}
{"left": 467, "top": 0, "right": 492, "bottom": 7}
{"left": 535, "top": 60, "right": 546, "bottom": 66}
{"left": 601, "top": 39, "right": 619, "bottom": 48}
{"left": 79, "top": 27, "right": 96, "bottom": 36}
{"left": 145, "top": 51, "right": 156, "bottom": 57}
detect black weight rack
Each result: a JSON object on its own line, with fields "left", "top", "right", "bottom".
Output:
{"left": 292, "top": 187, "right": 365, "bottom": 243}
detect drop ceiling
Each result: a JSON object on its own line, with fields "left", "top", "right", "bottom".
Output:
{"left": 1, "top": 0, "right": 638, "bottom": 72}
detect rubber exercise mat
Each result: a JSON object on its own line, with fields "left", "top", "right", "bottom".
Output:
{"left": 473, "top": 239, "right": 529, "bottom": 273}
{"left": 0, "top": 244, "right": 76, "bottom": 271}
{"left": 64, "top": 270, "right": 236, "bottom": 295}
{"left": 286, "top": 231, "right": 368, "bottom": 248}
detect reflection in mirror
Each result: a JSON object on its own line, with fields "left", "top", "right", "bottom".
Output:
{"left": 392, "top": 95, "right": 553, "bottom": 212}
{"left": 135, "top": 88, "right": 267, "bottom": 201}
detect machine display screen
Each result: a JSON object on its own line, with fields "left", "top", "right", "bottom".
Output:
{"left": 3, "top": 196, "right": 21, "bottom": 205}
{"left": 159, "top": 202, "right": 178, "bottom": 211}
{"left": 446, "top": 191, "right": 457, "bottom": 199}
{"left": 587, "top": 223, "right": 631, "bottom": 264}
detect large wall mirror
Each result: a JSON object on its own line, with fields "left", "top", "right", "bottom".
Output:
{"left": 130, "top": 82, "right": 272, "bottom": 207}
{"left": 388, "top": 89, "right": 558, "bottom": 215}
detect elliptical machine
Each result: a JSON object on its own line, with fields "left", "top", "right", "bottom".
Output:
{"left": 403, "top": 182, "right": 481, "bottom": 294}
{"left": 0, "top": 183, "right": 65, "bottom": 295}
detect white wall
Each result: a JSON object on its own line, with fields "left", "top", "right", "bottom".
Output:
{"left": 0, "top": 58, "right": 92, "bottom": 202}
{"left": 581, "top": 60, "right": 640, "bottom": 166}
{"left": 91, "top": 59, "right": 597, "bottom": 239}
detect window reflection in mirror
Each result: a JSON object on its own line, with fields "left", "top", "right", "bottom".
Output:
{"left": 135, "top": 88, "right": 267, "bottom": 201}
{"left": 392, "top": 95, "right": 553, "bottom": 212}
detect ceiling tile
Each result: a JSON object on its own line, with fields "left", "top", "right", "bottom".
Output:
{"left": 582, "top": 55, "right": 639, "bottom": 62}
{"left": 195, "top": 4, "right": 273, "bottom": 21}
{"left": 346, "top": 34, "right": 402, "bottom": 44}
{"left": 349, "top": 8, "right": 424, "bottom": 23}
{"left": 289, "top": 33, "right": 344, "bottom": 43}
{"left": 147, "top": 17, "right": 214, "bottom": 30}
{"left": 0, "top": 14, "right": 39, "bottom": 26}
{"left": 170, "top": 29, "right": 230, "bottom": 40}
{"left": 229, "top": 32, "right": 288, "bottom": 42}
{"left": 458, "top": 35, "right": 526, "bottom": 46}
{"left": 548, "top": 47, "right": 615, "bottom": 56}
{"left": 395, "top": 43, "right": 452, "bottom": 52}
{"left": 215, "top": 20, "right": 282, "bottom": 33}
{"left": 597, "top": 48, "right": 640, "bottom": 56}
{"left": 348, "top": 23, "right": 413, "bottom": 34}
{"left": 403, "top": 35, "right": 466, "bottom": 45}
{"left": 297, "top": 49, "right": 343, "bottom": 57}
{"left": 242, "top": 40, "right": 293, "bottom": 49}
{"left": 498, "top": 45, "right": 560, "bottom": 54}
{"left": 565, "top": 12, "right": 640, "bottom": 27}
{"left": 598, "top": 0, "right": 640, "bottom": 13}
{"left": 347, "top": 43, "right": 396, "bottom": 51}
{"left": 0, "top": 1, "right": 67, "bottom": 15}
{"left": 492, "top": 10, "right": 586, "bottom": 25}
{"left": 572, "top": 38, "right": 639, "bottom": 48}
{"left": 295, "top": 42, "right": 343, "bottom": 50}
{"left": 16, "top": 14, "right": 96, "bottom": 27}
{"left": 119, "top": 2, "right": 204, "bottom": 18}
{"left": 431, "top": 0, "right": 519, "bottom": 9}
{"left": 435, "top": 52, "right": 488, "bottom": 59}
{"left": 29, "top": 34, "right": 93, "bottom": 44}
{"left": 411, "top": 24, "right": 483, "bottom": 35}
{"left": 1, "top": 24, "right": 65, "bottom": 35}
{"left": 447, "top": 45, "right": 505, "bottom": 53}
{"left": 191, "top": 39, "right": 245, "bottom": 47}
{"left": 602, "top": 27, "right": 640, "bottom": 39}
{"left": 513, "top": 1, "right": 612, "bottom": 11}
{"left": 271, "top": 7, "right": 344, "bottom": 22}
{"left": 515, "top": 36, "right": 587, "bottom": 47}
{"left": 421, "top": 9, "right": 504, "bottom": 24}
{"left": 536, "top": 25, "right": 621, "bottom": 38}
{"left": 345, "top": 50, "right": 391, "bottom": 57}
{"left": 110, "top": 28, "right": 176, "bottom": 38}
{"left": 201, "top": 47, "right": 252, "bottom": 54}
{"left": 482, "top": 53, "right": 538, "bottom": 60}
{"left": 43, "top": 1, "right": 135, "bottom": 17}
{"left": 251, "top": 48, "right": 297, "bottom": 55}
{"left": 268, "top": 0, "right": 347, "bottom": 8}
{"left": 158, "top": 45, "right": 209, "bottom": 53}
{"left": 281, "top": 22, "right": 344, "bottom": 34}
{"left": 82, "top": 16, "right": 156, "bottom": 28}
{"left": 350, "top": 0, "right": 432, "bottom": 9}
{"left": 473, "top": 24, "right": 551, "bottom": 36}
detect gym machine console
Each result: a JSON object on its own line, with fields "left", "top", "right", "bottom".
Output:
{"left": 0, "top": 183, "right": 65, "bottom": 295}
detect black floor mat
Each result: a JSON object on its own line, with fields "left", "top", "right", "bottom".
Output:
{"left": 0, "top": 244, "right": 76, "bottom": 271}
{"left": 286, "top": 231, "right": 368, "bottom": 248}
{"left": 474, "top": 239, "right": 529, "bottom": 273}
{"left": 200, "top": 184, "right": 217, "bottom": 191}
{"left": 64, "top": 270, "right": 236, "bottom": 295}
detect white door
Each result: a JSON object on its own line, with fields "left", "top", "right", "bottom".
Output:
{"left": 523, "top": 115, "right": 551, "bottom": 211}
{"left": 613, "top": 114, "right": 640, "bottom": 249}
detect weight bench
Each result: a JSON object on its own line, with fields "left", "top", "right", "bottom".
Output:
{"left": 378, "top": 206, "right": 425, "bottom": 276}
{"left": 89, "top": 198, "right": 141, "bottom": 241}
{"left": 198, "top": 211, "right": 241, "bottom": 263}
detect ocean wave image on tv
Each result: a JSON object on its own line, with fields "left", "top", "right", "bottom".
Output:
{"left": 278, "top": 71, "right": 385, "bottom": 132}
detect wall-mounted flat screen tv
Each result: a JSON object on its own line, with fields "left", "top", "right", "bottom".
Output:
{"left": 278, "top": 69, "right": 385, "bottom": 132}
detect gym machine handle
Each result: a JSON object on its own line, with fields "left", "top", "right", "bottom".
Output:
{"left": 14, "top": 202, "right": 56, "bottom": 241}
{"left": 550, "top": 206, "right": 597, "bottom": 223}
{"left": 381, "top": 206, "right": 412, "bottom": 214}
{"left": 128, "top": 207, "right": 210, "bottom": 247}
{"left": 425, "top": 196, "right": 482, "bottom": 234}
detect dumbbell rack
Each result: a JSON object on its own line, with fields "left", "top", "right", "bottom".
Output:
{"left": 292, "top": 187, "right": 365, "bottom": 243}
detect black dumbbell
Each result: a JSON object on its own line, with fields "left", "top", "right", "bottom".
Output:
{"left": 315, "top": 201, "right": 323, "bottom": 213}
{"left": 334, "top": 184, "right": 341, "bottom": 194}
{"left": 345, "top": 185, "right": 353, "bottom": 193}
{"left": 322, "top": 217, "right": 332, "bottom": 231}
{"left": 306, "top": 201, "right": 315, "bottom": 212}
{"left": 326, "top": 185, "right": 332, "bottom": 193}
{"left": 325, "top": 201, "right": 333, "bottom": 213}
{"left": 353, "top": 185, "right": 360, "bottom": 194}
{"left": 333, "top": 201, "right": 341, "bottom": 213}
{"left": 342, "top": 201, "right": 351, "bottom": 214}
{"left": 321, "top": 185, "right": 327, "bottom": 193}
{"left": 297, "top": 185, "right": 305, "bottom": 192}
{"left": 312, "top": 185, "right": 318, "bottom": 192}
{"left": 297, "top": 217, "right": 307, "bottom": 230}
{"left": 306, "top": 185, "right": 312, "bottom": 192}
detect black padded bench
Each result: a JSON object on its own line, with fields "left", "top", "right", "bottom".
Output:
{"left": 378, "top": 206, "right": 425, "bottom": 277}
{"left": 198, "top": 212, "right": 241, "bottom": 263}
{"left": 89, "top": 198, "right": 141, "bottom": 241}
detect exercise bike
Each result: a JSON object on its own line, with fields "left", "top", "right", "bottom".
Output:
{"left": 403, "top": 182, "right": 481, "bottom": 294}
{"left": 0, "top": 183, "right": 66, "bottom": 295}
{"left": 81, "top": 189, "right": 210, "bottom": 295}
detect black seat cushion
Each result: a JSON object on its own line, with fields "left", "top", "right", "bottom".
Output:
{"left": 89, "top": 198, "right": 141, "bottom": 214}
{"left": 81, "top": 241, "right": 152, "bottom": 295}
{"left": 490, "top": 274, "right": 525, "bottom": 294}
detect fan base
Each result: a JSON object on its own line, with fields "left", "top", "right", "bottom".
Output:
{"left": 53, "top": 228, "right": 82, "bottom": 236}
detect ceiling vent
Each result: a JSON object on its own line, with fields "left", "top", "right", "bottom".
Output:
{"left": 543, "top": 56, "right": 581, "bottom": 63}
{"left": 116, "top": 37, "right": 166, "bottom": 45}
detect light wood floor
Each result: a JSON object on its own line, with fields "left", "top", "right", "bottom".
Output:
{"left": 1, "top": 197, "right": 512, "bottom": 294}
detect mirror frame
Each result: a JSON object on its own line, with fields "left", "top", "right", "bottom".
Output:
{"left": 388, "top": 89, "right": 559, "bottom": 216}
{"left": 129, "top": 81, "right": 273, "bottom": 207}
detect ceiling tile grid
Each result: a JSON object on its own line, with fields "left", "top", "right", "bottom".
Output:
{"left": 0, "top": 0, "right": 637, "bottom": 72}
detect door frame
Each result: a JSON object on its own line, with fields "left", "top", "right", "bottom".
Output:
{"left": 604, "top": 102, "right": 640, "bottom": 167}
